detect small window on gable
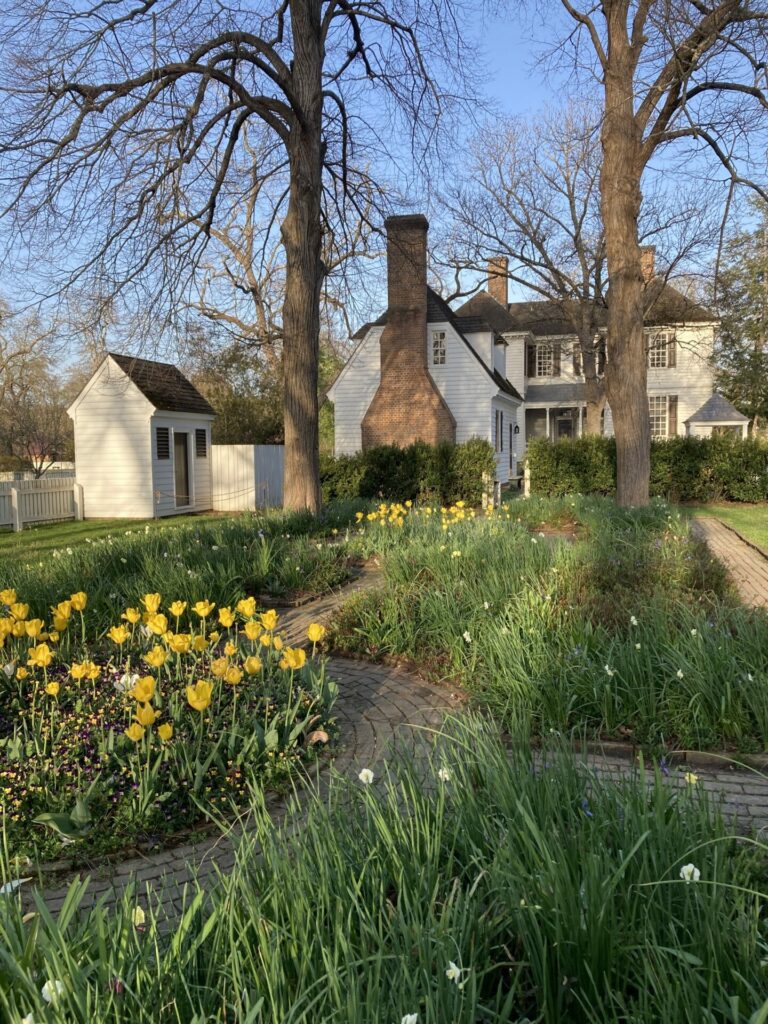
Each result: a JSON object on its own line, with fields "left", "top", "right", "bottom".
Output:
{"left": 432, "top": 330, "right": 446, "bottom": 365}
{"left": 195, "top": 428, "right": 208, "bottom": 458}
{"left": 156, "top": 427, "right": 170, "bottom": 460}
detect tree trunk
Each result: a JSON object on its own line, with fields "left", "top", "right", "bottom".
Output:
{"left": 601, "top": 14, "right": 650, "bottom": 507}
{"left": 280, "top": 0, "right": 323, "bottom": 513}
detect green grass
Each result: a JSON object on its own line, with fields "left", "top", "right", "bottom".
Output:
{"left": 331, "top": 496, "right": 768, "bottom": 752}
{"left": 0, "top": 514, "right": 227, "bottom": 563}
{"left": 683, "top": 502, "right": 768, "bottom": 551}
{"left": 1, "top": 717, "right": 767, "bottom": 1023}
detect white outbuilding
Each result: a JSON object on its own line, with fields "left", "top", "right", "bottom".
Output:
{"left": 68, "top": 352, "right": 216, "bottom": 519}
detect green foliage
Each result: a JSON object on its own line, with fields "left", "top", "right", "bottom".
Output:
{"left": 527, "top": 434, "right": 768, "bottom": 502}
{"left": 0, "top": 719, "right": 766, "bottom": 1022}
{"left": 320, "top": 438, "right": 496, "bottom": 505}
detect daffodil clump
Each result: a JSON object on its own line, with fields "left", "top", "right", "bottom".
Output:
{"left": 0, "top": 586, "right": 335, "bottom": 862}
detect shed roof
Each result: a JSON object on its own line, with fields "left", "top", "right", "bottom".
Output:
{"left": 525, "top": 383, "right": 587, "bottom": 404}
{"left": 684, "top": 393, "right": 749, "bottom": 424}
{"left": 109, "top": 353, "right": 216, "bottom": 416}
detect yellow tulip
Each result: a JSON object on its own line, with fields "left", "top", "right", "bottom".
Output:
{"left": 273, "top": 636, "right": 284, "bottom": 652}
{"left": 283, "top": 647, "right": 307, "bottom": 671}
{"left": 158, "top": 722, "right": 173, "bottom": 742}
{"left": 108, "top": 625, "right": 130, "bottom": 645}
{"left": 16, "top": 667, "right": 28, "bottom": 680}
{"left": 0, "top": 617, "right": 13, "bottom": 638}
{"left": 142, "top": 593, "right": 162, "bottom": 614}
{"left": 85, "top": 661, "right": 101, "bottom": 681}
{"left": 224, "top": 641, "right": 237, "bottom": 657}
{"left": 12, "top": 621, "right": 26, "bottom": 637}
{"left": 279, "top": 657, "right": 289, "bottom": 670}
{"left": 53, "top": 600, "right": 72, "bottom": 619}
{"left": 208, "top": 630, "right": 221, "bottom": 645}
{"left": 192, "top": 635, "right": 207, "bottom": 652}
{"left": 48, "top": 631, "right": 60, "bottom": 643}
{"left": 144, "top": 646, "right": 167, "bottom": 668}
{"left": 167, "top": 633, "right": 191, "bottom": 654}
{"left": 307, "top": 623, "right": 326, "bottom": 644}
{"left": 125, "top": 722, "right": 145, "bottom": 742}
{"left": 70, "top": 662, "right": 88, "bottom": 680}
{"left": 210, "top": 657, "right": 229, "bottom": 678}
{"left": 122, "top": 607, "right": 142, "bottom": 624}
{"left": 27, "top": 643, "right": 54, "bottom": 669}
{"left": 45, "top": 681, "right": 60, "bottom": 697}
{"left": 0, "top": 588, "right": 17, "bottom": 606}
{"left": 146, "top": 613, "right": 168, "bottom": 636}
{"left": 243, "top": 655, "right": 262, "bottom": 674}
{"left": 25, "top": 619, "right": 45, "bottom": 638}
{"left": 224, "top": 666, "right": 243, "bottom": 686}
{"left": 186, "top": 680, "right": 213, "bottom": 712}
{"left": 218, "top": 607, "right": 235, "bottom": 628}
{"left": 70, "top": 592, "right": 87, "bottom": 612}
{"left": 193, "top": 600, "right": 215, "bottom": 618}
{"left": 236, "top": 596, "right": 256, "bottom": 618}
{"left": 52, "top": 614, "right": 69, "bottom": 632}
{"left": 128, "top": 676, "right": 155, "bottom": 703}
{"left": 10, "top": 603, "right": 29, "bottom": 621}
{"left": 134, "top": 703, "right": 158, "bottom": 727}
{"left": 260, "top": 609, "right": 279, "bottom": 631}
{"left": 169, "top": 600, "right": 187, "bottom": 618}
{"left": 259, "top": 633, "right": 272, "bottom": 648}
{"left": 243, "top": 621, "right": 262, "bottom": 641}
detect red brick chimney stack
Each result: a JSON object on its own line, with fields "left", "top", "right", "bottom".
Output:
{"left": 641, "top": 245, "right": 656, "bottom": 283}
{"left": 488, "top": 257, "right": 509, "bottom": 306}
{"left": 361, "top": 215, "right": 455, "bottom": 449}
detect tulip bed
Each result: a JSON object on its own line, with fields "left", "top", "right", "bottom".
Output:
{"left": 0, "top": 587, "right": 336, "bottom": 864}
{"left": 331, "top": 495, "right": 768, "bottom": 752}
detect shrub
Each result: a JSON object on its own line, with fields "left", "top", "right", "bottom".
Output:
{"left": 527, "top": 434, "right": 768, "bottom": 503}
{"left": 320, "top": 438, "right": 496, "bottom": 505}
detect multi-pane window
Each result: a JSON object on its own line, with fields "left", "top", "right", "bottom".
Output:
{"left": 535, "top": 343, "right": 554, "bottom": 377}
{"left": 649, "top": 395, "right": 668, "bottom": 437}
{"left": 432, "top": 330, "right": 446, "bottom": 365}
{"left": 648, "top": 330, "right": 676, "bottom": 369}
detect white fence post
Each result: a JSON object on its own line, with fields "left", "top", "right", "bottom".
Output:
{"left": 10, "top": 486, "right": 22, "bottom": 532}
{"left": 523, "top": 461, "right": 531, "bottom": 499}
{"left": 73, "top": 483, "right": 84, "bottom": 521}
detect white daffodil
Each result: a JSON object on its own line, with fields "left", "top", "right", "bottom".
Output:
{"left": 358, "top": 768, "right": 374, "bottom": 785}
{"left": 463, "top": 631, "right": 472, "bottom": 644}
{"left": 679, "top": 863, "right": 701, "bottom": 884}
{"left": 2, "top": 661, "right": 16, "bottom": 679}
{"left": 683, "top": 772, "right": 699, "bottom": 785}
{"left": 635, "top": 643, "right": 641, "bottom": 650}
{"left": 690, "top": 628, "right": 698, "bottom": 636}
{"left": 132, "top": 905, "right": 146, "bottom": 928}
{"left": 483, "top": 601, "right": 490, "bottom": 610}
{"left": 21, "top": 1014, "right": 35, "bottom": 1024}
{"left": 445, "top": 961, "right": 462, "bottom": 983}
{"left": 676, "top": 669, "right": 685, "bottom": 679}
{"left": 604, "top": 665, "right": 615, "bottom": 677}
{"left": 437, "top": 768, "right": 452, "bottom": 782}
{"left": 630, "top": 615, "right": 638, "bottom": 626}
{"left": 401, "top": 1015, "right": 419, "bottom": 1024}
{"left": 41, "top": 980, "right": 64, "bottom": 1004}
{"left": 115, "top": 672, "right": 139, "bottom": 694}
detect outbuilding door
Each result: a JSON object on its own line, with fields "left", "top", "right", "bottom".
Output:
{"left": 174, "top": 433, "right": 190, "bottom": 507}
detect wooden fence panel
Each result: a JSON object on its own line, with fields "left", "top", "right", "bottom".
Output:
{"left": 210, "top": 445, "right": 284, "bottom": 511}
{"left": 0, "top": 479, "right": 81, "bottom": 531}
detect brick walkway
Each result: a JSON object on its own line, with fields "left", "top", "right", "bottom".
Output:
{"left": 692, "top": 516, "right": 768, "bottom": 608}
{"left": 27, "top": 541, "right": 768, "bottom": 915}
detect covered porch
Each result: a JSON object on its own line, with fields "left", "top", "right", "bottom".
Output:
{"left": 525, "top": 404, "right": 586, "bottom": 443}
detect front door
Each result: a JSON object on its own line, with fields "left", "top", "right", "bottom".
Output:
{"left": 556, "top": 417, "right": 573, "bottom": 440}
{"left": 174, "top": 433, "right": 190, "bottom": 507}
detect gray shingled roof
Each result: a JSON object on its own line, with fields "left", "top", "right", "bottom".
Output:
{"left": 525, "top": 384, "right": 586, "bottom": 404}
{"left": 684, "top": 393, "right": 749, "bottom": 424}
{"left": 110, "top": 353, "right": 216, "bottom": 416}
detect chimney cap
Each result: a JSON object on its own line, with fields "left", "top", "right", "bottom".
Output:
{"left": 385, "top": 213, "right": 429, "bottom": 233}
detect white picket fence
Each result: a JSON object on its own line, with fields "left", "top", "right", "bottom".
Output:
{"left": 211, "top": 445, "right": 284, "bottom": 511}
{"left": 0, "top": 478, "right": 84, "bottom": 532}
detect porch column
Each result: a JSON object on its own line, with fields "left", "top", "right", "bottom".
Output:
{"left": 579, "top": 406, "right": 584, "bottom": 436}
{"left": 545, "top": 407, "right": 550, "bottom": 440}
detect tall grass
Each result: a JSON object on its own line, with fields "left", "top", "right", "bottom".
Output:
{"left": 0, "top": 718, "right": 765, "bottom": 1022}
{"left": 331, "top": 497, "right": 768, "bottom": 750}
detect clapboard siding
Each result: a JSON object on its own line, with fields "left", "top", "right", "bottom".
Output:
{"left": 151, "top": 414, "right": 213, "bottom": 517}
{"left": 71, "top": 359, "right": 155, "bottom": 519}
{"left": 428, "top": 321, "right": 496, "bottom": 444}
{"left": 329, "top": 329, "right": 383, "bottom": 456}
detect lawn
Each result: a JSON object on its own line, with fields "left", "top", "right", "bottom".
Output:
{"left": 683, "top": 502, "right": 768, "bottom": 551}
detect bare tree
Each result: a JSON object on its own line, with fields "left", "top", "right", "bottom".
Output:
{"left": 517, "top": 1, "right": 768, "bottom": 505}
{"left": 0, "top": 0, "right": 474, "bottom": 512}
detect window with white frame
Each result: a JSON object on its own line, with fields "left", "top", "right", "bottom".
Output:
{"left": 648, "top": 395, "right": 668, "bottom": 437}
{"left": 535, "top": 343, "right": 553, "bottom": 377}
{"left": 432, "top": 330, "right": 446, "bottom": 365}
{"left": 648, "top": 330, "right": 675, "bottom": 368}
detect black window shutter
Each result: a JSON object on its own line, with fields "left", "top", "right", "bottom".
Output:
{"left": 667, "top": 335, "right": 676, "bottom": 368}
{"left": 573, "top": 344, "right": 582, "bottom": 376}
{"left": 668, "top": 395, "right": 678, "bottom": 436}
{"left": 195, "top": 428, "right": 208, "bottom": 458}
{"left": 552, "top": 342, "right": 561, "bottom": 377}
{"left": 526, "top": 344, "right": 536, "bottom": 377}
{"left": 156, "top": 427, "right": 170, "bottom": 460}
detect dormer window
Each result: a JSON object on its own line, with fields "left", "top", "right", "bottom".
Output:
{"left": 432, "top": 330, "right": 446, "bottom": 365}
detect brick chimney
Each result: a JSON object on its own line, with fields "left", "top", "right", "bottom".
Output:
{"left": 488, "top": 257, "right": 509, "bottom": 306}
{"left": 361, "top": 215, "right": 455, "bottom": 449}
{"left": 641, "top": 245, "right": 656, "bottom": 283}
